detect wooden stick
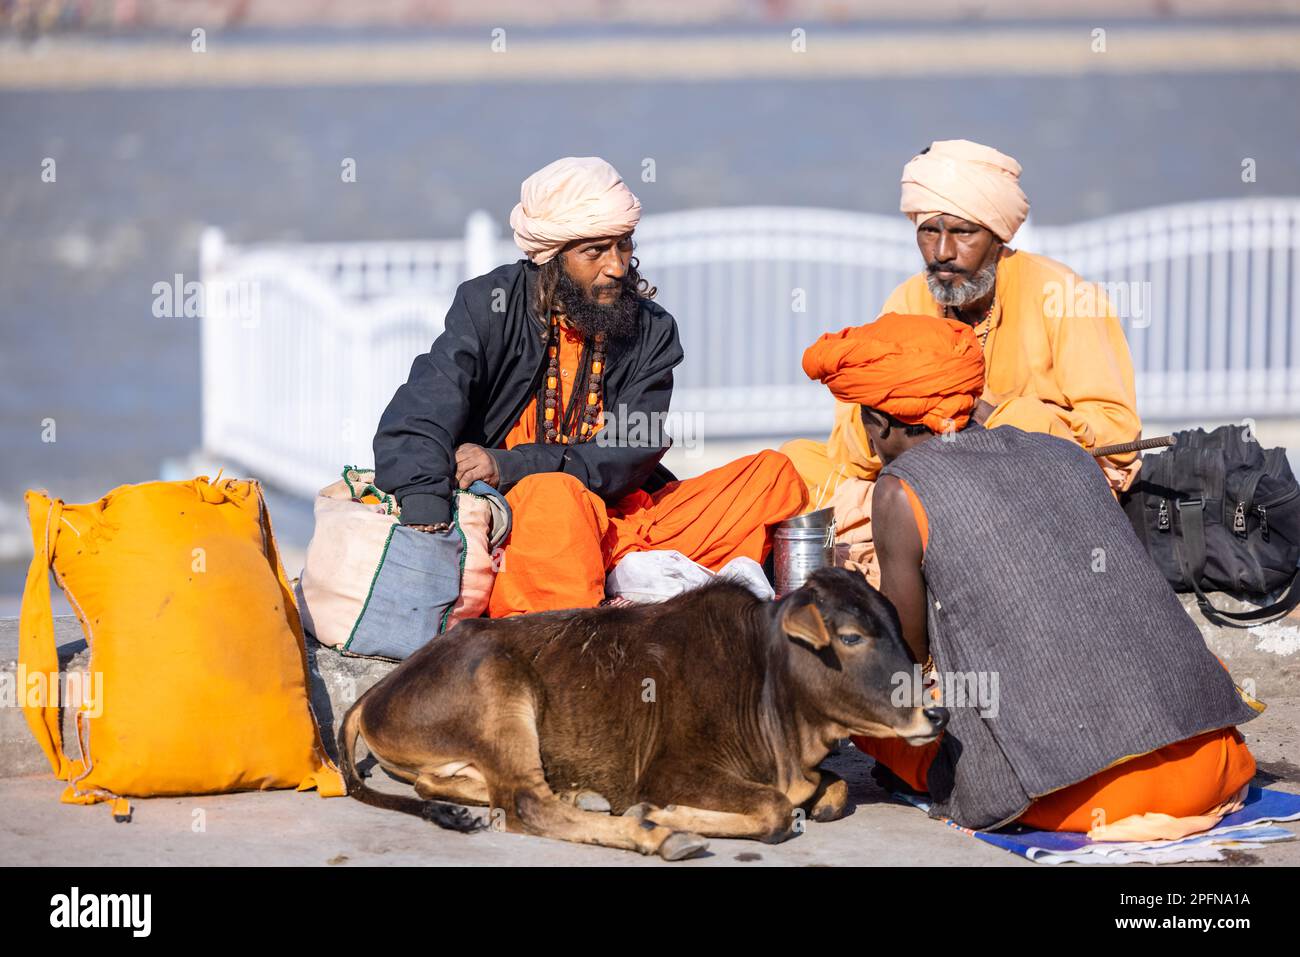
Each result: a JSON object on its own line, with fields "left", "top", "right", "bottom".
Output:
{"left": 1092, "top": 434, "right": 1177, "bottom": 457}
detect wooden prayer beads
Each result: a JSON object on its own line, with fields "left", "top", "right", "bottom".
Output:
{"left": 541, "top": 313, "right": 605, "bottom": 445}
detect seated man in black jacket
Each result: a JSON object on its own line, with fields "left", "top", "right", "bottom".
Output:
{"left": 373, "top": 156, "right": 806, "bottom": 616}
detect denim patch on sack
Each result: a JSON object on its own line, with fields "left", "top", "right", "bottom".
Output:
{"left": 347, "top": 524, "right": 465, "bottom": 660}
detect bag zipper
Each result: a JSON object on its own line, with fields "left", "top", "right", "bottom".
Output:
{"left": 1252, "top": 484, "right": 1298, "bottom": 543}
{"left": 1255, "top": 484, "right": 1299, "bottom": 510}
{"left": 1233, "top": 469, "right": 1265, "bottom": 538}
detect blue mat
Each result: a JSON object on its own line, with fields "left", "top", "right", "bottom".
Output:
{"left": 892, "top": 785, "right": 1300, "bottom": 864}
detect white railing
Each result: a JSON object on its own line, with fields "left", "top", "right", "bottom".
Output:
{"left": 200, "top": 198, "right": 1300, "bottom": 497}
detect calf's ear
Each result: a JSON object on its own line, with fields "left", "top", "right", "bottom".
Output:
{"left": 781, "top": 598, "right": 832, "bottom": 650}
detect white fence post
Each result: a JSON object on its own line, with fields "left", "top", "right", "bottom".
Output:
{"left": 198, "top": 227, "right": 226, "bottom": 463}
{"left": 465, "top": 210, "right": 498, "bottom": 281}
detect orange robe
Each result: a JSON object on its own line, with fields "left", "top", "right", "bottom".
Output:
{"left": 782, "top": 248, "right": 1145, "bottom": 585}
{"left": 487, "top": 320, "right": 807, "bottom": 617}
{"left": 854, "top": 478, "right": 1259, "bottom": 837}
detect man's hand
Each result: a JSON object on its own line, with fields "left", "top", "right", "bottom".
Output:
{"left": 454, "top": 443, "right": 500, "bottom": 489}
{"left": 971, "top": 398, "right": 996, "bottom": 426}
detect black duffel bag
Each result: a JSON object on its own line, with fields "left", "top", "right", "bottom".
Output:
{"left": 1123, "top": 424, "right": 1300, "bottom": 627}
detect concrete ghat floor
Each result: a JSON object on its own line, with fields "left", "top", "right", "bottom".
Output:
{"left": 0, "top": 745, "right": 1015, "bottom": 867}
{"left": 2, "top": 606, "right": 1299, "bottom": 866}
{"left": 3, "top": 709, "right": 1299, "bottom": 867}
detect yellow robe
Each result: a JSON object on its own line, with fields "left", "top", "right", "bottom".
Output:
{"left": 783, "top": 247, "right": 1143, "bottom": 584}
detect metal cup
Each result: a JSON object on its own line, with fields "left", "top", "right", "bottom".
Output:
{"left": 773, "top": 510, "right": 836, "bottom": 598}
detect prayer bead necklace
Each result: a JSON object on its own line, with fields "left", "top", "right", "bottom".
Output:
{"left": 946, "top": 300, "right": 996, "bottom": 350}
{"left": 540, "top": 312, "right": 605, "bottom": 445}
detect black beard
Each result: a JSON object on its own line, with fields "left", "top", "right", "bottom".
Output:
{"left": 554, "top": 269, "right": 643, "bottom": 344}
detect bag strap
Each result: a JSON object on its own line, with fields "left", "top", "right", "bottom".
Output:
{"left": 18, "top": 491, "right": 78, "bottom": 780}
{"left": 1175, "top": 498, "right": 1300, "bottom": 628}
{"left": 19, "top": 492, "right": 133, "bottom": 818}
{"left": 1192, "top": 569, "right": 1300, "bottom": 628}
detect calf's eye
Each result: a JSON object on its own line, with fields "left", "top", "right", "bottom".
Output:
{"left": 838, "top": 632, "right": 864, "bottom": 646}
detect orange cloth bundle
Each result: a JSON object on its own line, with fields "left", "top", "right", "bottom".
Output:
{"left": 802, "top": 313, "right": 986, "bottom": 433}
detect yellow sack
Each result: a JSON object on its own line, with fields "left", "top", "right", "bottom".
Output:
{"left": 19, "top": 474, "right": 345, "bottom": 817}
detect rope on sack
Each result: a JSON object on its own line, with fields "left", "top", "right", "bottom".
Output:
{"left": 42, "top": 499, "right": 130, "bottom": 819}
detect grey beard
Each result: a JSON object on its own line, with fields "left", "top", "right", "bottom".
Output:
{"left": 925, "top": 259, "right": 998, "bottom": 309}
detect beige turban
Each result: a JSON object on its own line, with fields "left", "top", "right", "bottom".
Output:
{"left": 899, "top": 139, "right": 1029, "bottom": 243}
{"left": 509, "top": 157, "right": 642, "bottom": 265}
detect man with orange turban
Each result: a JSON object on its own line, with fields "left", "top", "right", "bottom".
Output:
{"left": 782, "top": 140, "right": 1142, "bottom": 585}
{"left": 804, "top": 312, "right": 1260, "bottom": 840}
{"left": 802, "top": 312, "right": 986, "bottom": 434}
{"left": 374, "top": 157, "right": 805, "bottom": 616}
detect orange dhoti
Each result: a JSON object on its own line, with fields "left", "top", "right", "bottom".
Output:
{"left": 855, "top": 725, "right": 1256, "bottom": 836}
{"left": 487, "top": 449, "right": 808, "bottom": 618}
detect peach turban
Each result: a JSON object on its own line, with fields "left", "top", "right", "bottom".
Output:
{"left": 802, "top": 313, "right": 986, "bottom": 433}
{"left": 509, "top": 157, "right": 642, "bottom": 265}
{"left": 900, "top": 139, "right": 1029, "bottom": 243}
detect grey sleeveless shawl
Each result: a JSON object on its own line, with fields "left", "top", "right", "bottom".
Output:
{"left": 883, "top": 425, "right": 1260, "bottom": 830}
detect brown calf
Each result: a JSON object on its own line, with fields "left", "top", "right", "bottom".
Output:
{"left": 337, "top": 566, "right": 948, "bottom": 860}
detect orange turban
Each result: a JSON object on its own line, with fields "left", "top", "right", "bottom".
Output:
{"left": 802, "top": 313, "right": 986, "bottom": 432}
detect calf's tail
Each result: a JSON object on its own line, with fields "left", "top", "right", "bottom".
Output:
{"left": 337, "top": 701, "right": 481, "bottom": 833}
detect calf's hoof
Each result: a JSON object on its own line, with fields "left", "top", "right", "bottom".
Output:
{"left": 809, "top": 778, "right": 850, "bottom": 822}
{"left": 658, "top": 831, "right": 709, "bottom": 861}
{"left": 810, "top": 803, "right": 843, "bottom": 824}
{"left": 420, "top": 801, "right": 481, "bottom": 833}
{"left": 559, "top": 789, "right": 612, "bottom": 813}
{"left": 622, "top": 802, "right": 657, "bottom": 820}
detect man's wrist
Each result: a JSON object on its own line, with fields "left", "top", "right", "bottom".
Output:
{"left": 482, "top": 448, "right": 504, "bottom": 488}
{"left": 488, "top": 447, "right": 528, "bottom": 490}
{"left": 398, "top": 492, "right": 451, "bottom": 525}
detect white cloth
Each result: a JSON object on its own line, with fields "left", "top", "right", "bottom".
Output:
{"left": 605, "top": 551, "right": 774, "bottom": 603}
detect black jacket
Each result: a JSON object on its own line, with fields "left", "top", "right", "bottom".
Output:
{"left": 373, "top": 260, "right": 685, "bottom": 526}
